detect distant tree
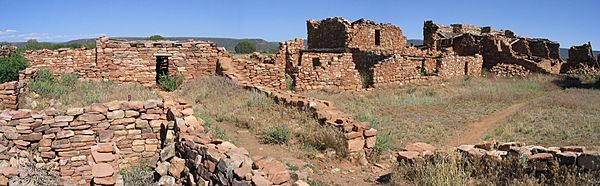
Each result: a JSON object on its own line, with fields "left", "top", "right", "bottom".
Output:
{"left": 148, "top": 35, "right": 165, "bottom": 41}
{"left": 235, "top": 41, "right": 256, "bottom": 54}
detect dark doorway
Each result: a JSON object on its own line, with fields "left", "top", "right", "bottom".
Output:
{"left": 375, "top": 30, "right": 381, "bottom": 46}
{"left": 312, "top": 58, "right": 321, "bottom": 69}
{"left": 464, "top": 61, "right": 469, "bottom": 76}
{"left": 156, "top": 56, "right": 169, "bottom": 83}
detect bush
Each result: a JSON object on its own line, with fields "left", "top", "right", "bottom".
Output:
{"left": 158, "top": 74, "right": 183, "bottom": 91}
{"left": 148, "top": 35, "right": 165, "bottom": 41}
{"left": 235, "top": 41, "right": 256, "bottom": 54}
{"left": 0, "top": 53, "right": 29, "bottom": 83}
{"left": 361, "top": 73, "right": 373, "bottom": 88}
{"left": 29, "top": 69, "right": 57, "bottom": 97}
{"left": 285, "top": 74, "right": 294, "bottom": 91}
{"left": 8, "top": 159, "right": 59, "bottom": 186}
{"left": 374, "top": 132, "right": 391, "bottom": 155}
{"left": 119, "top": 163, "right": 154, "bottom": 186}
{"left": 59, "top": 73, "right": 79, "bottom": 87}
{"left": 260, "top": 125, "right": 291, "bottom": 144}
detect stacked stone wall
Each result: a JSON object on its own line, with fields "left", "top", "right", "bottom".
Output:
{"left": 295, "top": 52, "right": 362, "bottom": 91}
{"left": 24, "top": 49, "right": 99, "bottom": 80}
{"left": 0, "top": 82, "right": 18, "bottom": 110}
{"left": 0, "top": 45, "right": 17, "bottom": 57}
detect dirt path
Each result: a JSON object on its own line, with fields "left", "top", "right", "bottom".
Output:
{"left": 218, "top": 122, "right": 386, "bottom": 185}
{"left": 447, "top": 102, "right": 529, "bottom": 146}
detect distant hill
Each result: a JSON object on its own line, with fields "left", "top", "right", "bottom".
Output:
{"left": 11, "top": 37, "right": 280, "bottom": 53}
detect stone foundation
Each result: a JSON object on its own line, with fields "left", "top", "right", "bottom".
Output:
{"left": 0, "top": 82, "right": 18, "bottom": 110}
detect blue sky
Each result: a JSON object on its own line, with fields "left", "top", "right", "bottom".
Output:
{"left": 1, "top": 0, "right": 599, "bottom": 48}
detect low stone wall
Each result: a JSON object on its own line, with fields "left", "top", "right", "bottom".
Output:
{"left": 230, "top": 57, "right": 287, "bottom": 90}
{"left": 295, "top": 51, "right": 362, "bottom": 91}
{"left": 438, "top": 54, "right": 483, "bottom": 78}
{"left": 0, "top": 99, "right": 172, "bottom": 184}
{"left": 372, "top": 55, "right": 439, "bottom": 88}
{"left": 0, "top": 82, "right": 18, "bottom": 110}
{"left": 491, "top": 63, "right": 531, "bottom": 77}
{"left": 221, "top": 60, "right": 377, "bottom": 159}
{"left": 396, "top": 142, "right": 600, "bottom": 171}
{"left": 24, "top": 49, "right": 99, "bottom": 80}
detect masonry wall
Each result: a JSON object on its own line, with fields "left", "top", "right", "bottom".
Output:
{"left": 481, "top": 35, "right": 563, "bottom": 74}
{"left": 0, "top": 99, "right": 177, "bottom": 184}
{"left": 563, "top": 43, "right": 599, "bottom": 72}
{"left": 0, "top": 45, "right": 17, "bottom": 57}
{"left": 231, "top": 57, "right": 287, "bottom": 90}
{"left": 438, "top": 54, "right": 484, "bottom": 78}
{"left": 307, "top": 17, "right": 407, "bottom": 52}
{"left": 0, "top": 81, "right": 18, "bottom": 110}
{"left": 24, "top": 49, "right": 99, "bottom": 80}
{"left": 295, "top": 51, "right": 362, "bottom": 91}
{"left": 96, "top": 36, "right": 229, "bottom": 87}
{"left": 372, "top": 56, "right": 439, "bottom": 88}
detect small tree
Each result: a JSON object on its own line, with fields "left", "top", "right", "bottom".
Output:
{"left": 0, "top": 53, "right": 29, "bottom": 83}
{"left": 148, "top": 35, "right": 165, "bottom": 41}
{"left": 235, "top": 41, "right": 256, "bottom": 54}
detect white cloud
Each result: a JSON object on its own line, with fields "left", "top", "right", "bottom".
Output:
{"left": 0, "top": 30, "right": 105, "bottom": 42}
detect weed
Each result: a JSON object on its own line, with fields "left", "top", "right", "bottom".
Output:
{"left": 8, "top": 157, "right": 59, "bottom": 186}
{"left": 59, "top": 73, "right": 79, "bottom": 87}
{"left": 424, "top": 88, "right": 437, "bottom": 97}
{"left": 374, "top": 132, "right": 392, "bottom": 156}
{"left": 119, "top": 163, "right": 154, "bottom": 186}
{"left": 260, "top": 125, "right": 291, "bottom": 144}
{"left": 286, "top": 163, "right": 299, "bottom": 171}
{"left": 361, "top": 73, "right": 372, "bottom": 89}
{"left": 285, "top": 74, "right": 294, "bottom": 91}
{"left": 158, "top": 73, "right": 183, "bottom": 91}
{"left": 308, "top": 180, "right": 330, "bottom": 186}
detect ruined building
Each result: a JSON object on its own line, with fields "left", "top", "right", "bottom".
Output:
{"left": 0, "top": 44, "right": 17, "bottom": 57}
{"left": 232, "top": 17, "right": 483, "bottom": 92}
{"left": 562, "top": 42, "right": 599, "bottom": 72}
{"left": 423, "top": 21, "right": 564, "bottom": 74}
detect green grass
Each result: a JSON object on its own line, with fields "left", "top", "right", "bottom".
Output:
{"left": 157, "top": 73, "right": 183, "bottom": 92}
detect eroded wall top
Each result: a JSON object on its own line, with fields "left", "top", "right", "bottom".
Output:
{"left": 307, "top": 17, "right": 407, "bottom": 52}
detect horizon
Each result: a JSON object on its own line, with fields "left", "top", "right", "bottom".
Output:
{"left": 1, "top": 0, "right": 599, "bottom": 48}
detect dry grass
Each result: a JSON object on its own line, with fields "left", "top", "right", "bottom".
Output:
{"left": 305, "top": 75, "right": 559, "bottom": 149}
{"left": 487, "top": 88, "right": 600, "bottom": 150}
{"left": 174, "top": 76, "right": 337, "bottom": 158}
{"left": 20, "top": 73, "right": 159, "bottom": 110}
{"left": 391, "top": 152, "right": 600, "bottom": 185}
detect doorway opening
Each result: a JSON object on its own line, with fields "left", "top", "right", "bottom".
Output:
{"left": 156, "top": 56, "right": 169, "bottom": 83}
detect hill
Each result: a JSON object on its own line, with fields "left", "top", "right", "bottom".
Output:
{"left": 11, "top": 37, "right": 280, "bottom": 53}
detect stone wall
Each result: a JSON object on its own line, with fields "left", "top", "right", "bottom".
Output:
{"left": 295, "top": 51, "right": 362, "bottom": 91}
{"left": 0, "top": 99, "right": 172, "bottom": 184}
{"left": 23, "top": 36, "right": 229, "bottom": 88}
{"left": 424, "top": 20, "right": 563, "bottom": 74}
{"left": 96, "top": 36, "right": 229, "bottom": 87}
{"left": 397, "top": 142, "right": 600, "bottom": 171}
{"left": 372, "top": 56, "right": 439, "bottom": 88}
{"left": 307, "top": 17, "right": 407, "bottom": 52}
{"left": 24, "top": 49, "right": 99, "bottom": 80}
{"left": 0, "top": 81, "right": 18, "bottom": 110}
{"left": 371, "top": 53, "right": 483, "bottom": 88}
{"left": 563, "top": 42, "right": 599, "bottom": 72}
{"left": 0, "top": 45, "right": 17, "bottom": 58}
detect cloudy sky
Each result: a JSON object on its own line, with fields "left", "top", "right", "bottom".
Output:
{"left": 1, "top": 0, "right": 599, "bottom": 47}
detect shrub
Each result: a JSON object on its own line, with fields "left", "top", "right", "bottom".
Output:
{"left": 235, "top": 41, "right": 256, "bottom": 54}
{"left": 298, "top": 125, "right": 348, "bottom": 157}
{"left": 361, "top": 73, "right": 372, "bottom": 88}
{"left": 424, "top": 88, "right": 437, "bottom": 97}
{"left": 158, "top": 74, "right": 183, "bottom": 91}
{"left": 8, "top": 159, "right": 59, "bottom": 186}
{"left": 148, "top": 35, "right": 165, "bottom": 41}
{"left": 374, "top": 132, "right": 392, "bottom": 155}
{"left": 59, "top": 73, "right": 79, "bottom": 87}
{"left": 285, "top": 74, "right": 294, "bottom": 91}
{"left": 260, "top": 125, "right": 291, "bottom": 144}
{"left": 119, "top": 163, "right": 154, "bottom": 186}
{"left": 0, "top": 53, "right": 29, "bottom": 83}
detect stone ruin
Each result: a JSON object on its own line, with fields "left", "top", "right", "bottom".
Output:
{"left": 423, "top": 20, "right": 564, "bottom": 75}
{"left": 562, "top": 42, "right": 599, "bottom": 73}
{"left": 1, "top": 16, "right": 599, "bottom": 185}
{"left": 0, "top": 45, "right": 16, "bottom": 58}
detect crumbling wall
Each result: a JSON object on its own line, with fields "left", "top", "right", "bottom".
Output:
{"left": 0, "top": 45, "right": 17, "bottom": 57}
{"left": 295, "top": 51, "right": 362, "bottom": 91}
{"left": 0, "top": 81, "right": 18, "bottom": 110}
{"left": 230, "top": 57, "right": 286, "bottom": 90}
{"left": 307, "top": 17, "right": 406, "bottom": 52}
{"left": 424, "top": 21, "right": 563, "bottom": 74}
{"left": 481, "top": 35, "right": 563, "bottom": 74}
{"left": 562, "top": 42, "right": 599, "bottom": 72}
